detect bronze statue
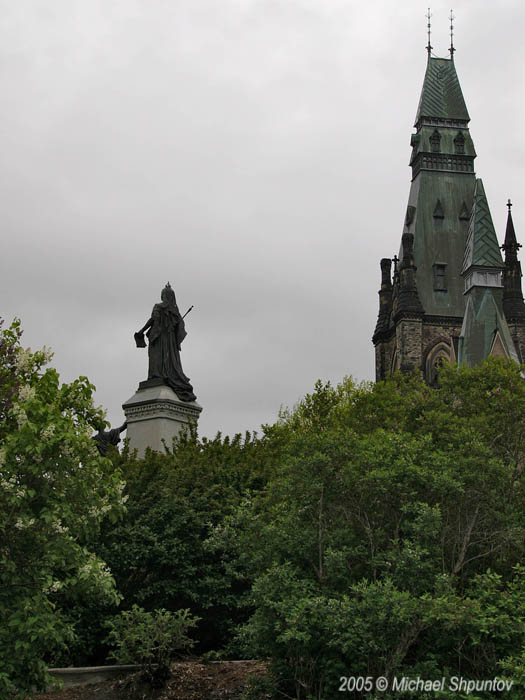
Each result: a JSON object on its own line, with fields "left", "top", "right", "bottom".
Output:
{"left": 135, "top": 283, "right": 197, "bottom": 402}
{"left": 92, "top": 421, "right": 127, "bottom": 456}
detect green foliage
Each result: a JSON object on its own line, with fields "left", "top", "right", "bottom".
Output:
{"left": 241, "top": 674, "right": 275, "bottom": 700}
{"left": 0, "top": 318, "right": 125, "bottom": 696}
{"left": 233, "top": 364, "right": 525, "bottom": 699}
{"left": 106, "top": 604, "right": 199, "bottom": 686}
{"left": 97, "top": 428, "right": 274, "bottom": 654}
{"left": 38, "top": 356, "right": 524, "bottom": 698}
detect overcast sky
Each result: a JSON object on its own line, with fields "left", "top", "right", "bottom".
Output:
{"left": 3, "top": 0, "right": 525, "bottom": 438}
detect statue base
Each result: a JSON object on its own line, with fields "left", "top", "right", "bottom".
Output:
{"left": 122, "top": 380, "right": 202, "bottom": 458}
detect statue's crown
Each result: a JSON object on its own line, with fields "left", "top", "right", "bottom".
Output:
{"left": 162, "top": 282, "right": 176, "bottom": 304}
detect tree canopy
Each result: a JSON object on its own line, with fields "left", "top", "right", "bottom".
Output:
{"left": 2, "top": 315, "right": 524, "bottom": 700}
{"left": 232, "top": 362, "right": 525, "bottom": 698}
{"left": 0, "top": 319, "right": 126, "bottom": 696}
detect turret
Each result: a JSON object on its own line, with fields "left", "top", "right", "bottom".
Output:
{"left": 372, "top": 258, "right": 393, "bottom": 343}
{"left": 395, "top": 233, "right": 424, "bottom": 320}
{"left": 501, "top": 201, "right": 525, "bottom": 322}
{"left": 458, "top": 180, "right": 519, "bottom": 366}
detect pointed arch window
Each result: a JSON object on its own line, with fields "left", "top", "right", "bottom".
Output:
{"left": 430, "top": 129, "right": 441, "bottom": 153}
{"left": 425, "top": 341, "right": 452, "bottom": 386}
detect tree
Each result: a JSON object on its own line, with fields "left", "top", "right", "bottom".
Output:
{"left": 0, "top": 319, "right": 126, "bottom": 697}
{"left": 235, "top": 364, "right": 525, "bottom": 699}
{"left": 97, "top": 428, "right": 274, "bottom": 655}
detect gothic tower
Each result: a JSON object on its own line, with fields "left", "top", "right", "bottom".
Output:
{"left": 373, "top": 46, "right": 525, "bottom": 380}
{"left": 502, "top": 202, "right": 525, "bottom": 359}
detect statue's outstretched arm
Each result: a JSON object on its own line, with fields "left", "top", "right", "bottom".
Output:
{"left": 137, "top": 317, "right": 153, "bottom": 334}
{"left": 134, "top": 317, "right": 153, "bottom": 348}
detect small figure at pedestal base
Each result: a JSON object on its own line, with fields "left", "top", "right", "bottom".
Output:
{"left": 92, "top": 421, "right": 127, "bottom": 456}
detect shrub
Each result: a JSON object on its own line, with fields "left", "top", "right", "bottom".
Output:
{"left": 106, "top": 605, "right": 199, "bottom": 685}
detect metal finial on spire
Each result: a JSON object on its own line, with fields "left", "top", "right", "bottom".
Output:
{"left": 392, "top": 254, "right": 400, "bottom": 274}
{"left": 449, "top": 10, "right": 456, "bottom": 59}
{"left": 502, "top": 198, "right": 521, "bottom": 255}
{"left": 426, "top": 8, "right": 433, "bottom": 57}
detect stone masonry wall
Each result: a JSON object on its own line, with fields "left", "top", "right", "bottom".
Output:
{"left": 422, "top": 322, "right": 463, "bottom": 360}
{"left": 396, "top": 319, "right": 423, "bottom": 371}
{"left": 376, "top": 320, "right": 464, "bottom": 381}
{"left": 375, "top": 336, "right": 397, "bottom": 380}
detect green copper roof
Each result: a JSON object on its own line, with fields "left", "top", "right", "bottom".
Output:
{"left": 405, "top": 171, "right": 475, "bottom": 318}
{"left": 462, "top": 179, "right": 503, "bottom": 273}
{"left": 458, "top": 290, "right": 519, "bottom": 366}
{"left": 415, "top": 57, "right": 470, "bottom": 124}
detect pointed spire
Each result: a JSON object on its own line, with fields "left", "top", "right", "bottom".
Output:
{"left": 502, "top": 199, "right": 520, "bottom": 262}
{"left": 462, "top": 179, "right": 503, "bottom": 274}
{"left": 415, "top": 56, "right": 470, "bottom": 125}
{"left": 501, "top": 200, "right": 525, "bottom": 322}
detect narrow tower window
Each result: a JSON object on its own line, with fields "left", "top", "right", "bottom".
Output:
{"left": 433, "top": 263, "right": 447, "bottom": 291}
{"left": 454, "top": 131, "right": 465, "bottom": 154}
{"left": 430, "top": 129, "right": 441, "bottom": 153}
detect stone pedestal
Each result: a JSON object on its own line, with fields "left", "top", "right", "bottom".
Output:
{"left": 123, "top": 379, "right": 202, "bottom": 457}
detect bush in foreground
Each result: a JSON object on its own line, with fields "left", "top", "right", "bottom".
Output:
{"left": 106, "top": 605, "right": 199, "bottom": 686}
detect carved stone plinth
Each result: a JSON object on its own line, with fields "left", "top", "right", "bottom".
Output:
{"left": 122, "top": 380, "right": 202, "bottom": 457}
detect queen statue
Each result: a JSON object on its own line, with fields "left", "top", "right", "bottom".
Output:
{"left": 134, "top": 283, "right": 196, "bottom": 402}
